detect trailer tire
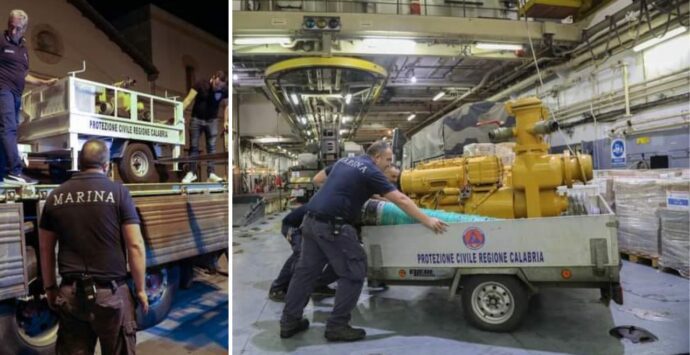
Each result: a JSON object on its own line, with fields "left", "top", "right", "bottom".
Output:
{"left": 0, "top": 300, "right": 58, "bottom": 354}
{"left": 135, "top": 265, "right": 180, "bottom": 330}
{"left": 119, "top": 143, "right": 159, "bottom": 183}
{"left": 461, "top": 275, "right": 528, "bottom": 332}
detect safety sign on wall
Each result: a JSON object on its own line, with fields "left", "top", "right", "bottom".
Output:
{"left": 611, "top": 138, "right": 626, "bottom": 166}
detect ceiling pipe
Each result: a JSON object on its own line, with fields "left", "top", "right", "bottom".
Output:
{"left": 488, "top": 12, "right": 688, "bottom": 102}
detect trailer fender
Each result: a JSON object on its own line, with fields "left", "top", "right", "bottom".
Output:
{"left": 448, "top": 268, "right": 538, "bottom": 300}
{"left": 110, "top": 139, "right": 128, "bottom": 159}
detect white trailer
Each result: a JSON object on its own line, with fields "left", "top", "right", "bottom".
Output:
{"left": 361, "top": 195, "right": 623, "bottom": 331}
{"left": 20, "top": 74, "right": 185, "bottom": 183}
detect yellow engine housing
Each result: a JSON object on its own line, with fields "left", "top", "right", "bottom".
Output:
{"left": 401, "top": 97, "right": 592, "bottom": 219}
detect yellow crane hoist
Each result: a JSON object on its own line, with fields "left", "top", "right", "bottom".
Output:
{"left": 400, "top": 97, "right": 592, "bottom": 219}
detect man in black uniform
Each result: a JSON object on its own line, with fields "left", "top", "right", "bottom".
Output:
{"left": 280, "top": 141, "right": 447, "bottom": 341}
{"left": 269, "top": 205, "right": 338, "bottom": 301}
{"left": 181, "top": 70, "right": 228, "bottom": 183}
{"left": 39, "top": 139, "right": 148, "bottom": 355}
{"left": 0, "top": 9, "right": 57, "bottom": 184}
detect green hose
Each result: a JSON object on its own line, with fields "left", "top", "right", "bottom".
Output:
{"left": 361, "top": 199, "right": 496, "bottom": 225}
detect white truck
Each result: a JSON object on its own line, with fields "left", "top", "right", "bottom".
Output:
{"left": 0, "top": 182, "right": 228, "bottom": 353}
{"left": 361, "top": 195, "right": 623, "bottom": 332}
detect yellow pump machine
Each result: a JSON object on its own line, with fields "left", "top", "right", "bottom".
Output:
{"left": 400, "top": 97, "right": 593, "bottom": 219}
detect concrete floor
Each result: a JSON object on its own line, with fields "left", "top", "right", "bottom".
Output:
{"left": 134, "top": 260, "right": 229, "bottom": 354}
{"left": 233, "top": 212, "right": 689, "bottom": 355}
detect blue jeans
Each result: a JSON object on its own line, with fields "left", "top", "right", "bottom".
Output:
{"left": 189, "top": 117, "right": 218, "bottom": 175}
{"left": 0, "top": 90, "right": 22, "bottom": 177}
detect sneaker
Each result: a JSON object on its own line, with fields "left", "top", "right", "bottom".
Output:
{"left": 182, "top": 171, "right": 197, "bottom": 183}
{"left": 324, "top": 325, "right": 366, "bottom": 342}
{"left": 269, "top": 289, "right": 287, "bottom": 302}
{"left": 280, "top": 318, "right": 309, "bottom": 339}
{"left": 312, "top": 285, "right": 336, "bottom": 297}
{"left": 207, "top": 173, "right": 224, "bottom": 183}
{"left": 4, "top": 173, "right": 38, "bottom": 185}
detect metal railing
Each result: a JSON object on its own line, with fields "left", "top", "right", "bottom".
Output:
{"left": 233, "top": 0, "right": 520, "bottom": 21}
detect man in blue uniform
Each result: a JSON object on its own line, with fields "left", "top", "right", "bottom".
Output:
{"left": 268, "top": 205, "right": 338, "bottom": 301}
{"left": 39, "top": 139, "right": 148, "bottom": 354}
{"left": 0, "top": 9, "right": 57, "bottom": 184}
{"left": 280, "top": 141, "right": 447, "bottom": 341}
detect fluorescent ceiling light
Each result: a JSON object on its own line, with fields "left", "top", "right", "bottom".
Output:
{"left": 253, "top": 136, "right": 291, "bottom": 144}
{"left": 407, "top": 114, "right": 416, "bottom": 121}
{"left": 432, "top": 92, "right": 446, "bottom": 101}
{"left": 476, "top": 43, "right": 523, "bottom": 51}
{"left": 290, "top": 93, "right": 299, "bottom": 105}
{"left": 345, "top": 94, "right": 352, "bottom": 104}
{"left": 234, "top": 37, "right": 291, "bottom": 45}
{"left": 633, "top": 26, "right": 688, "bottom": 52}
{"left": 343, "top": 116, "right": 352, "bottom": 123}
{"left": 363, "top": 38, "right": 416, "bottom": 51}
{"left": 339, "top": 129, "right": 348, "bottom": 135}
{"left": 410, "top": 76, "right": 417, "bottom": 84}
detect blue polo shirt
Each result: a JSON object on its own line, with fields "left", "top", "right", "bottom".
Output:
{"left": 307, "top": 156, "right": 396, "bottom": 224}
{"left": 40, "top": 172, "right": 141, "bottom": 280}
{"left": 0, "top": 32, "right": 29, "bottom": 96}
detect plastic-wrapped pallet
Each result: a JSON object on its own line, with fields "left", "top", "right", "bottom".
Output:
{"left": 495, "top": 142, "right": 516, "bottom": 166}
{"left": 614, "top": 179, "right": 665, "bottom": 257}
{"left": 658, "top": 208, "right": 690, "bottom": 277}
{"left": 660, "top": 178, "right": 690, "bottom": 210}
{"left": 463, "top": 143, "right": 495, "bottom": 157}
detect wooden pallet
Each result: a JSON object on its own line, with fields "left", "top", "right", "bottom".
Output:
{"left": 619, "top": 250, "right": 660, "bottom": 268}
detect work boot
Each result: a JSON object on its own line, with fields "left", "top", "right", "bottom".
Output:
{"left": 325, "top": 325, "right": 366, "bottom": 342}
{"left": 182, "top": 171, "right": 197, "bottom": 183}
{"left": 268, "top": 289, "right": 287, "bottom": 302}
{"left": 312, "top": 285, "right": 336, "bottom": 297}
{"left": 207, "top": 173, "right": 224, "bottom": 183}
{"left": 280, "top": 318, "right": 309, "bottom": 338}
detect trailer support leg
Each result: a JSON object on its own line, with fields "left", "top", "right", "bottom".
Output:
{"left": 449, "top": 268, "right": 462, "bottom": 301}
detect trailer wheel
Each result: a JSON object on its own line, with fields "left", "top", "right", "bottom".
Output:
{"left": 461, "top": 275, "right": 528, "bottom": 332}
{"left": 119, "top": 143, "right": 159, "bottom": 183}
{"left": 0, "top": 298, "right": 58, "bottom": 354}
{"left": 135, "top": 265, "right": 180, "bottom": 330}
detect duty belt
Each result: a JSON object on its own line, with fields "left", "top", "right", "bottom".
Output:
{"left": 61, "top": 275, "right": 126, "bottom": 288}
{"left": 306, "top": 211, "right": 350, "bottom": 225}
{"left": 306, "top": 211, "right": 351, "bottom": 236}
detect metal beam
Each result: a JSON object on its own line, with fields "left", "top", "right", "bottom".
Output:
{"left": 234, "top": 40, "right": 528, "bottom": 59}
{"left": 232, "top": 11, "right": 581, "bottom": 43}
